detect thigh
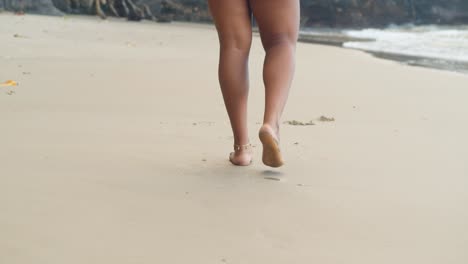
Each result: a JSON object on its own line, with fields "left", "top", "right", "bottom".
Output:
{"left": 249, "top": 0, "right": 300, "bottom": 46}
{"left": 208, "top": 0, "right": 252, "bottom": 49}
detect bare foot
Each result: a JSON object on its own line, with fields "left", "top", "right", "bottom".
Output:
{"left": 229, "top": 144, "right": 252, "bottom": 166}
{"left": 259, "top": 124, "right": 284, "bottom": 168}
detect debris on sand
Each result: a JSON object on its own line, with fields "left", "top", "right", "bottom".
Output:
{"left": 264, "top": 177, "right": 281, "bottom": 181}
{"left": 13, "top": 34, "right": 27, "bottom": 38}
{"left": 319, "top": 115, "right": 335, "bottom": 122}
{"left": 0, "top": 80, "right": 19, "bottom": 87}
{"left": 284, "top": 120, "right": 315, "bottom": 126}
{"left": 195, "top": 121, "right": 215, "bottom": 126}
{"left": 284, "top": 116, "right": 335, "bottom": 125}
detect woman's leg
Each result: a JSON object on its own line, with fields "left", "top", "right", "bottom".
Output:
{"left": 207, "top": 0, "right": 253, "bottom": 165}
{"left": 250, "top": 0, "right": 300, "bottom": 166}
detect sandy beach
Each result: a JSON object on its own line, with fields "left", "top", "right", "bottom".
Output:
{"left": 1, "top": 13, "right": 468, "bottom": 263}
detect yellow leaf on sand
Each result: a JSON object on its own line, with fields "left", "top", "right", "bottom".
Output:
{"left": 0, "top": 80, "right": 18, "bottom": 87}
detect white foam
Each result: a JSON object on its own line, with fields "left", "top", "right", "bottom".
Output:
{"left": 343, "top": 25, "right": 468, "bottom": 62}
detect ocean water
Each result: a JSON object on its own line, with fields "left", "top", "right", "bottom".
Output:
{"left": 301, "top": 25, "right": 468, "bottom": 73}
{"left": 343, "top": 25, "right": 468, "bottom": 63}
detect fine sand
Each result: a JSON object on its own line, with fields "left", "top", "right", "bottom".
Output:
{"left": 1, "top": 13, "right": 468, "bottom": 264}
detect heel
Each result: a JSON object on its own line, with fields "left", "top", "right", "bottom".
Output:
{"left": 229, "top": 143, "right": 252, "bottom": 166}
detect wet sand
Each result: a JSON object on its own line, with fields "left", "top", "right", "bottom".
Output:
{"left": 1, "top": 13, "right": 468, "bottom": 264}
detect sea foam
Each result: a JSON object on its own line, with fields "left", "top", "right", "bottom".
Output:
{"left": 343, "top": 25, "right": 468, "bottom": 63}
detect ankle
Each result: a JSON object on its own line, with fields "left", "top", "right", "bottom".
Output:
{"left": 234, "top": 140, "right": 250, "bottom": 147}
{"left": 233, "top": 142, "right": 251, "bottom": 153}
{"left": 262, "top": 122, "right": 279, "bottom": 135}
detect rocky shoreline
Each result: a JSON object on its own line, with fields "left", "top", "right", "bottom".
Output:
{"left": 1, "top": 0, "right": 468, "bottom": 27}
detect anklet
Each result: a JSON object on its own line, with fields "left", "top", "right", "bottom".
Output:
{"left": 234, "top": 143, "right": 251, "bottom": 151}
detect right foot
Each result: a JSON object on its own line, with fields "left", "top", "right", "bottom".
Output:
{"left": 259, "top": 124, "right": 284, "bottom": 168}
{"left": 229, "top": 143, "right": 252, "bottom": 166}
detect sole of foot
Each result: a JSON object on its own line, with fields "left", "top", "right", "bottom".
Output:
{"left": 259, "top": 125, "right": 284, "bottom": 168}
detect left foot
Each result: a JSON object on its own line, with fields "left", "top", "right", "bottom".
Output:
{"left": 229, "top": 143, "right": 252, "bottom": 166}
{"left": 259, "top": 124, "right": 284, "bottom": 168}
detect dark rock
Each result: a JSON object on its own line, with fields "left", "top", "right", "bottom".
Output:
{"left": 2, "top": 0, "right": 63, "bottom": 15}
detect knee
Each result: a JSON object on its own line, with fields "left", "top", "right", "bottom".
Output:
{"left": 218, "top": 32, "right": 252, "bottom": 54}
{"left": 260, "top": 32, "right": 297, "bottom": 51}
